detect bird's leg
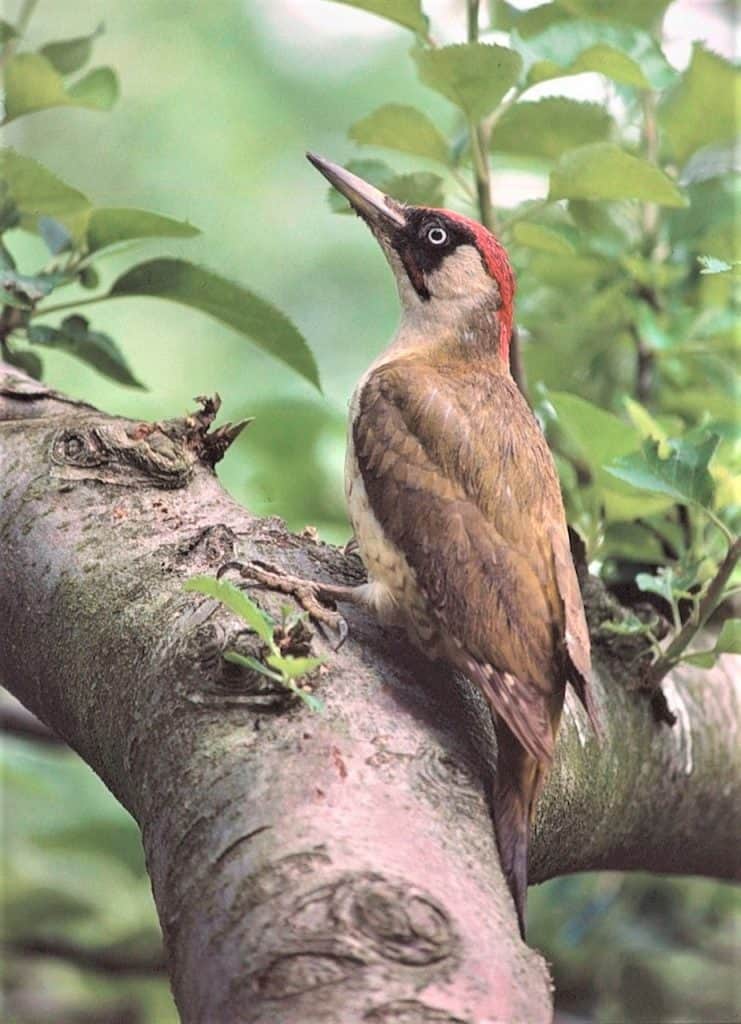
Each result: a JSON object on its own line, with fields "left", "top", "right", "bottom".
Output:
{"left": 217, "top": 559, "right": 363, "bottom": 648}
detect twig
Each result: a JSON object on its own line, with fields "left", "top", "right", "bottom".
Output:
{"left": 0, "top": 701, "right": 64, "bottom": 745}
{"left": 31, "top": 294, "right": 108, "bottom": 317}
{"left": 9, "top": 937, "right": 166, "bottom": 975}
{"left": 466, "top": 1, "right": 496, "bottom": 233}
{"left": 632, "top": 91, "right": 661, "bottom": 403}
{"left": 1, "top": 0, "right": 40, "bottom": 63}
{"left": 645, "top": 535, "right": 741, "bottom": 688}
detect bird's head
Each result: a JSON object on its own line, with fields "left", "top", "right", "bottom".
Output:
{"left": 308, "top": 153, "right": 515, "bottom": 364}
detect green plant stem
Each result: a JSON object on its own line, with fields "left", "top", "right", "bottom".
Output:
{"left": 632, "top": 90, "right": 661, "bottom": 403}
{"left": 32, "top": 295, "right": 108, "bottom": 317}
{"left": 15, "top": 0, "right": 40, "bottom": 34}
{"left": 465, "top": 0, "right": 495, "bottom": 232}
{"left": 705, "top": 507, "right": 736, "bottom": 547}
{"left": 469, "top": 121, "right": 495, "bottom": 230}
{"left": 465, "top": 0, "right": 529, "bottom": 401}
{"left": 1, "top": 0, "right": 39, "bottom": 61}
{"left": 646, "top": 534, "right": 741, "bottom": 688}
{"left": 641, "top": 91, "right": 660, "bottom": 244}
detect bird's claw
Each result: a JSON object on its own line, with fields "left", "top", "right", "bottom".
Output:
{"left": 343, "top": 535, "right": 360, "bottom": 558}
{"left": 217, "top": 558, "right": 349, "bottom": 649}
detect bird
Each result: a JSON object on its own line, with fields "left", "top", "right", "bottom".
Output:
{"left": 233, "top": 154, "right": 602, "bottom": 938}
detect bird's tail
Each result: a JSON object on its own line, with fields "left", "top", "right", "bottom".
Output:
{"left": 492, "top": 709, "right": 560, "bottom": 939}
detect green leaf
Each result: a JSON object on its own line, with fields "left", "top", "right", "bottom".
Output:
{"left": 109, "top": 259, "right": 320, "bottom": 390}
{"left": 287, "top": 683, "right": 325, "bottom": 714}
{"left": 40, "top": 24, "right": 104, "bottom": 75}
{"left": 0, "top": 268, "right": 59, "bottom": 304}
{"left": 493, "top": 2, "right": 570, "bottom": 38}
{"left": 550, "top": 143, "right": 686, "bottom": 207}
{"left": 4, "top": 348, "right": 42, "bottom": 379}
{"left": 698, "top": 255, "right": 733, "bottom": 275}
{"left": 716, "top": 619, "right": 741, "bottom": 655}
{"left": 492, "top": 98, "right": 612, "bottom": 161}
{"left": 349, "top": 104, "right": 450, "bottom": 165}
{"left": 556, "top": 0, "right": 673, "bottom": 30}
{"left": 0, "top": 287, "right": 30, "bottom": 309}
{"left": 223, "top": 651, "right": 282, "bottom": 680}
{"left": 79, "top": 265, "right": 100, "bottom": 290}
{"left": 603, "top": 522, "right": 666, "bottom": 563}
{"left": 635, "top": 569, "right": 674, "bottom": 604}
{"left": 183, "top": 575, "right": 274, "bottom": 643}
{"left": 599, "top": 612, "right": 656, "bottom": 638}
{"left": 660, "top": 45, "right": 741, "bottom": 166}
{"left": 545, "top": 389, "right": 672, "bottom": 521}
{"left": 513, "top": 20, "right": 673, "bottom": 89}
{"left": 0, "top": 185, "right": 20, "bottom": 235}
{"left": 413, "top": 43, "right": 522, "bottom": 121}
{"left": 512, "top": 221, "right": 576, "bottom": 255}
{"left": 324, "top": 0, "right": 428, "bottom": 35}
{"left": 38, "top": 216, "right": 73, "bottom": 255}
{"left": 3, "top": 54, "right": 118, "bottom": 122}
{"left": 684, "top": 619, "right": 741, "bottom": 667}
{"left": 266, "top": 653, "right": 325, "bottom": 680}
{"left": 386, "top": 171, "right": 444, "bottom": 207}
{"left": 0, "top": 149, "right": 91, "bottom": 236}
{"left": 86, "top": 208, "right": 200, "bottom": 254}
{"left": 623, "top": 397, "right": 669, "bottom": 447}
{"left": 548, "top": 390, "right": 640, "bottom": 467}
{"left": 0, "top": 20, "right": 18, "bottom": 43}
{"left": 605, "top": 435, "right": 720, "bottom": 510}
{"left": 682, "top": 649, "right": 717, "bottom": 669}
{"left": 225, "top": 651, "right": 325, "bottom": 712}
{"left": 681, "top": 141, "right": 739, "bottom": 187}
{"left": 66, "top": 66, "right": 118, "bottom": 110}
{"left": 27, "top": 315, "right": 144, "bottom": 389}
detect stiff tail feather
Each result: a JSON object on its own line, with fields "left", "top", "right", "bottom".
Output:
{"left": 492, "top": 719, "right": 550, "bottom": 939}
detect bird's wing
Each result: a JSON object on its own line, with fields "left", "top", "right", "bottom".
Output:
{"left": 353, "top": 356, "right": 587, "bottom": 759}
{"left": 550, "top": 521, "right": 602, "bottom": 734}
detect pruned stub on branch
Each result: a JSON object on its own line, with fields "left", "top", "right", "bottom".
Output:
{"left": 1, "top": 362, "right": 739, "bottom": 1024}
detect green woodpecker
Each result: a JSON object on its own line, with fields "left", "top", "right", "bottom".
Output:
{"left": 236, "top": 154, "right": 602, "bottom": 938}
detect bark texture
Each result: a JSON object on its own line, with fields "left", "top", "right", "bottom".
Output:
{"left": 1, "top": 363, "right": 739, "bottom": 1024}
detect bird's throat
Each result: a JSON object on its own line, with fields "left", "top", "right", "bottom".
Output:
{"left": 390, "top": 295, "right": 512, "bottom": 370}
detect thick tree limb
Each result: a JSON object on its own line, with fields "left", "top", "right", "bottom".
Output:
{"left": 1, "top": 363, "right": 738, "bottom": 1024}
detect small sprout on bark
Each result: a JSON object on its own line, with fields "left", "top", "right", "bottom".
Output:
{"left": 184, "top": 574, "right": 325, "bottom": 712}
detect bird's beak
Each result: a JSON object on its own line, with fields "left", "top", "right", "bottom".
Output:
{"left": 307, "top": 152, "right": 406, "bottom": 234}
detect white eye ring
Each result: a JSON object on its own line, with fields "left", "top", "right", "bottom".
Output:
{"left": 427, "top": 226, "right": 448, "bottom": 245}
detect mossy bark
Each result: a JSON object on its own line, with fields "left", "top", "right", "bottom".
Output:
{"left": 1, "top": 364, "right": 738, "bottom": 1024}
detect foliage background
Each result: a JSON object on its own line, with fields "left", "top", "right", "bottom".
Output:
{"left": 1, "top": 1, "right": 739, "bottom": 1021}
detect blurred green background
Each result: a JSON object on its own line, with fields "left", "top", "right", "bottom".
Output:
{"left": 2, "top": 1, "right": 739, "bottom": 1021}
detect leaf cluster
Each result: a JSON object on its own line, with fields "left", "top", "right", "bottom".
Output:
{"left": 326, "top": 0, "right": 739, "bottom": 683}
{"left": 0, "top": 22, "right": 319, "bottom": 390}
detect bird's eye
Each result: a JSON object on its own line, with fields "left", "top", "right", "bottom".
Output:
{"left": 427, "top": 226, "right": 448, "bottom": 246}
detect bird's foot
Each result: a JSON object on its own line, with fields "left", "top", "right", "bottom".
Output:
{"left": 217, "top": 559, "right": 351, "bottom": 649}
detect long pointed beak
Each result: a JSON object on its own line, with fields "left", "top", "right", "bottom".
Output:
{"left": 306, "top": 152, "right": 406, "bottom": 233}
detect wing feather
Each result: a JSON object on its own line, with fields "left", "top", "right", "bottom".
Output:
{"left": 353, "top": 355, "right": 597, "bottom": 757}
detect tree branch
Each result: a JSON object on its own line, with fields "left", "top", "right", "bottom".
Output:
{"left": 9, "top": 937, "right": 166, "bottom": 976}
{"left": 1, "top": 362, "right": 738, "bottom": 1024}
